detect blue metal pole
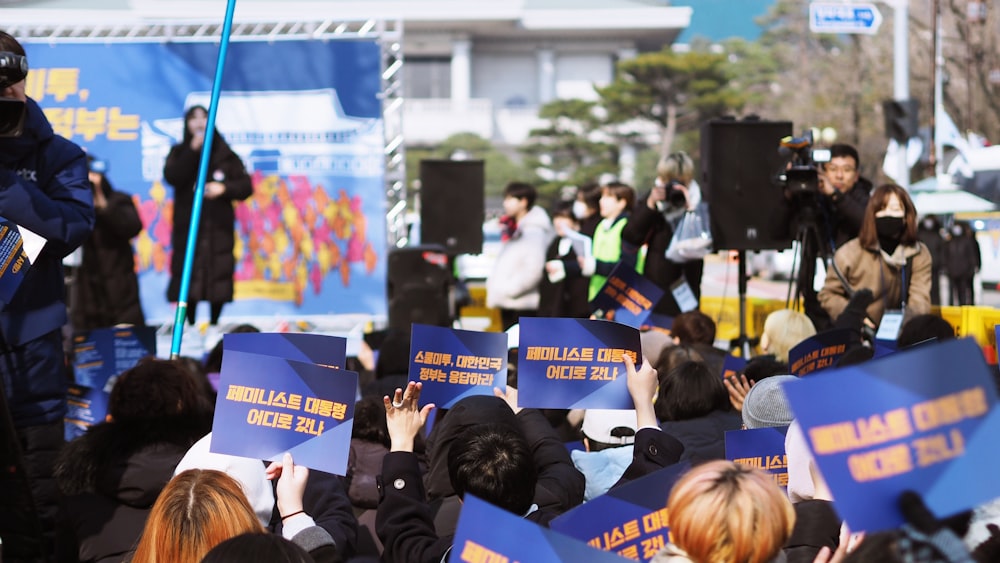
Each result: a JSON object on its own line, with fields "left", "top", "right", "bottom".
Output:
{"left": 170, "top": 0, "right": 239, "bottom": 358}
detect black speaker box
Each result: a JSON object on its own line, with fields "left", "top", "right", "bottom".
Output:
{"left": 700, "top": 119, "right": 794, "bottom": 251}
{"left": 387, "top": 245, "right": 452, "bottom": 330}
{"left": 420, "top": 160, "right": 485, "bottom": 255}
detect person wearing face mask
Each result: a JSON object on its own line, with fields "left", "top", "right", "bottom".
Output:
{"left": 818, "top": 184, "right": 932, "bottom": 327}
{"left": 944, "top": 221, "right": 980, "bottom": 306}
{"left": 916, "top": 215, "right": 946, "bottom": 305}
{"left": 539, "top": 203, "right": 590, "bottom": 318}
{"left": 573, "top": 182, "right": 602, "bottom": 239}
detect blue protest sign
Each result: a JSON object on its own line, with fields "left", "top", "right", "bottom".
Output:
{"left": 783, "top": 337, "right": 1000, "bottom": 532}
{"left": 787, "top": 328, "right": 855, "bottom": 376}
{"left": 641, "top": 313, "right": 673, "bottom": 333}
{"left": 721, "top": 355, "right": 748, "bottom": 380}
{"left": 408, "top": 324, "right": 507, "bottom": 409}
{"left": 0, "top": 219, "right": 43, "bottom": 305}
{"left": 550, "top": 463, "right": 689, "bottom": 561}
{"left": 591, "top": 263, "right": 664, "bottom": 329}
{"left": 212, "top": 349, "right": 357, "bottom": 476}
{"left": 64, "top": 384, "right": 110, "bottom": 441}
{"left": 454, "top": 495, "right": 632, "bottom": 563}
{"left": 224, "top": 332, "right": 347, "bottom": 369}
{"left": 517, "top": 318, "right": 641, "bottom": 409}
{"left": 73, "top": 326, "right": 158, "bottom": 391}
{"left": 726, "top": 426, "right": 789, "bottom": 492}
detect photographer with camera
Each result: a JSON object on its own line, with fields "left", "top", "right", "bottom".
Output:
{"left": 786, "top": 143, "right": 871, "bottom": 330}
{"left": 622, "top": 151, "right": 704, "bottom": 316}
{"left": 0, "top": 31, "right": 95, "bottom": 560}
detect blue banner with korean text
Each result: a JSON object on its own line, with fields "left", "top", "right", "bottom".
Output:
{"left": 23, "top": 40, "right": 386, "bottom": 323}
{"left": 73, "top": 326, "right": 157, "bottom": 391}
{"left": 453, "top": 495, "right": 632, "bottom": 563}
{"left": 721, "top": 354, "right": 748, "bottom": 380}
{"left": 783, "top": 338, "right": 1000, "bottom": 532}
{"left": 725, "top": 426, "right": 789, "bottom": 492}
{"left": 0, "top": 219, "right": 42, "bottom": 305}
{"left": 408, "top": 324, "right": 507, "bottom": 408}
{"left": 212, "top": 349, "right": 357, "bottom": 476}
{"left": 224, "top": 332, "right": 347, "bottom": 369}
{"left": 517, "top": 318, "right": 641, "bottom": 410}
{"left": 787, "top": 328, "right": 855, "bottom": 376}
{"left": 591, "top": 264, "right": 664, "bottom": 329}
{"left": 64, "top": 384, "right": 110, "bottom": 441}
{"left": 550, "top": 463, "right": 689, "bottom": 561}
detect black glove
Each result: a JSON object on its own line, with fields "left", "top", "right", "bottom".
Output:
{"left": 896, "top": 490, "right": 975, "bottom": 562}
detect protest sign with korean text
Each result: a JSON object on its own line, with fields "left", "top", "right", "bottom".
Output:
{"left": 783, "top": 337, "right": 1000, "bottom": 532}
{"left": 591, "top": 264, "right": 664, "bottom": 329}
{"left": 550, "top": 463, "right": 689, "bottom": 561}
{"left": 408, "top": 324, "right": 507, "bottom": 408}
{"left": 73, "top": 326, "right": 157, "bottom": 390}
{"left": 0, "top": 219, "right": 44, "bottom": 305}
{"left": 453, "top": 495, "right": 631, "bottom": 563}
{"left": 224, "top": 332, "right": 347, "bottom": 369}
{"left": 726, "top": 426, "right": 789, "bottom": 491}
{"left": 788, "top": 328, "right": 854, "bottom": 376}
{"left": 212, "top": 348, "right": 357, "bottom": 475}
{"left": 518, "top": 318, "right": 641, "bottom": 409}
{"left": 64, "top": 384, "right": 109, "bottom": 441}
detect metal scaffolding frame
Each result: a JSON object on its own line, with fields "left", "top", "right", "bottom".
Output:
{"left": 10, "top": 17, "right": 408, "bottom": 247}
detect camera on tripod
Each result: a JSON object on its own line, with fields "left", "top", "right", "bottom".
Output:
{"left": 774, "top": 130, "right": 831, "bottom": 196}
{"left": 0, "top": 50, "right": 28, "bottom": 137}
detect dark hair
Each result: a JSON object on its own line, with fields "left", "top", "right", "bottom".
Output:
{"left": 578, "top": 182, "right": 602, "bottom": 212}
{"left": 655, "top": 361, "right": 729, "bottom": 421}
{"left": 550, "top": 201, "right": 577, "bottom": 222}
{"left": 447, "top": 424, "right": 537, "bottom": 515}
{"left": 108, "top": 358, "right": 209, "bottom": 422}
{"left": 742, "top": 355, "right": 789, "bottom": 384}
{"left": 858, "top": 184, "right": 918, "bottom": 249}
{"left": 0, "top": 31, "right": 26, "bottom": 57}
{"left": 828, "top": 143, "right": 860, "bottom": 169}
{"left": 897, "top": 314, "right": 956, "bottom": 348}
{"left": 351, "top": 395, "right": 391, "bottom": 446}
{"left": 375, "top": 328, "right": 411, "bottom": 379}
{"left": 504, "top": 182, "right": 537, "bottom": 209}
{"left": 181, "top": 104, "right": 228, "bottom": 151}
{"left": 653, "top": 345, "right": 705, "bottom": 385}
{"left": 671, "top": 311, "right": 716, "bottom": 346}
{"left": 601, "top": 181, "right": 636, "bottom": 211}
{"left": 200, "top": 532, "right": 313, "bottom": 563}
{"left": 204, "top": 324, "right": 261, "bottom": 374}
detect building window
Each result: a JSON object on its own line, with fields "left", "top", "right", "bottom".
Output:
{"left": 404, "top": 57, "right": 452, "bottom": 99}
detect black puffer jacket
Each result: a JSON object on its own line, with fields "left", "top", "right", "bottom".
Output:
{"left": 54, "top": 417, "right": 209, "bottom": 563}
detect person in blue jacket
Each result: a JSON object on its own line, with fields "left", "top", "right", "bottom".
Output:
{"left": 0, "top": 30, "right": 95, "bottom": 561}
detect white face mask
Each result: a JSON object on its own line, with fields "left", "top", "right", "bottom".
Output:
{"left": 572, "top": 200, "right": 589, "bottom": 220}
{"left": 952, "top": 226, "right": 964, "bottom": 237}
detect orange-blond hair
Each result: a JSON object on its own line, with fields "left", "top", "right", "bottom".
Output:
{"left": 667, "top": 460, "right": 795, "bottom": 563}
{"left": 131, "top": 469, "right": 265, "bottom": 563}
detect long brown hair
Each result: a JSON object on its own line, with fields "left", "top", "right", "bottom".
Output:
{"left": 858, "top": 184, "right": 918, "bottom": 250}
{"left": 131, "top": 469, "right": 264, "bottom": 563}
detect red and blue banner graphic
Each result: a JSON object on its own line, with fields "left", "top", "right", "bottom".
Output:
{"left": 783, "top": 338, "right": 1000, "bottom": 532}
{"left": 24, "top": 40, "right": 387, "bottom": 322}
{"left": 408, "top": 324, "right": 507, "bottom": 409}
{"left": 517, "top": 318, "right": 641, "bottom": 410}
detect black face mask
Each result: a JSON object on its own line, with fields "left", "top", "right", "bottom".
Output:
{"left": 876, "top": 216, "right": 904, "bottom": 239}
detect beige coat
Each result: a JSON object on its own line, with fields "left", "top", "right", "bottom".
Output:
{"left": 819, "top": 238, "right": 933, "bottom": 326}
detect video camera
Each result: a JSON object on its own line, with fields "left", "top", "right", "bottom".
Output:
{"left": 654, "top": 176, "right": 688, "bottom": 211}
{"left": 0, "top": 50, "right": 28, "bottom": 137}
{"left": 774, "top": 130, "right": 831, "bottom": 195}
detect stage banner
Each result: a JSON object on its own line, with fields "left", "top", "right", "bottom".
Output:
{"left": 224, "top": 332, "right": 347, "bottom": 369}
{"left": 517, "top": 318, "right": 641, "bottom": 410}
{"left": 787, "top": 328, "right": 855, "bottom": 376}
{"left": 24, "top": 40, "right": 387, "bottom": 323}
{"left": 783, "top": 337, "right": 1000, "bottom": 532}
{"left": 408, "top": 324, "right": 507, "bottom": 408}
{"left": 212, "top": 348, "right": 357, "bottom": 475}
{"left": 591, "top": 264, "right": 664, "bottom": 329}
{"left": 73, "top": 326, "right": 158, "bottom": 391}
{"left": 453, "top": 495, "right": 632, "bottom": 563}
{"left": 725, "top": 426, "right": 789, "bottom": 492}
{"left": 550, "top": 463, "right": 688, "bottom": 562}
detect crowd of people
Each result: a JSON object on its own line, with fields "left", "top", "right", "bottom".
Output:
{"left": 2, "top": 25, "right": 999, "bottom": 563}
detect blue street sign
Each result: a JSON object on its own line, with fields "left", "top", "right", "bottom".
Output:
{"left": 809, "top": 2, "right": 883, "bottom": 34}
